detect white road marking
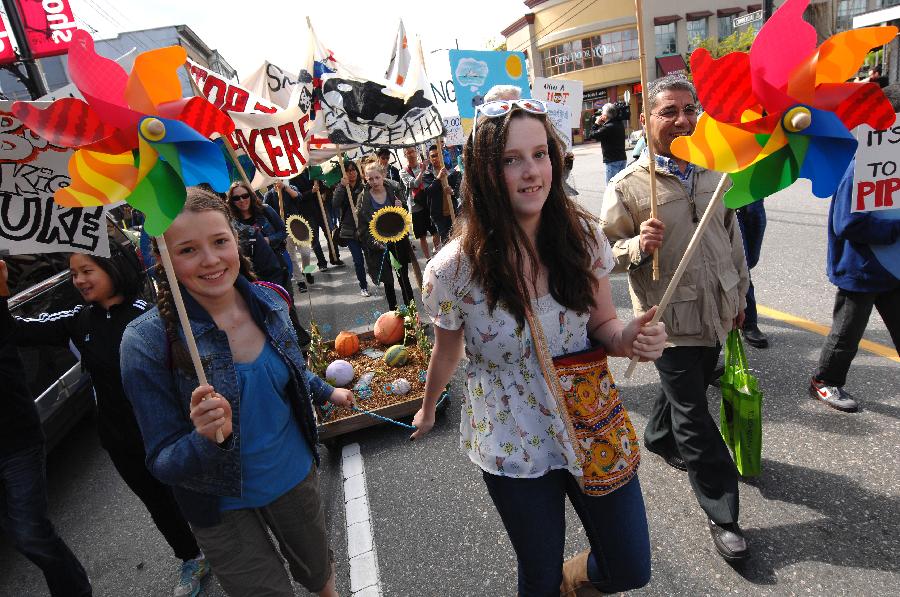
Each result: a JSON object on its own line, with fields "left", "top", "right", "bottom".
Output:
{"left": 341, "top": 443, "right": 381, "bottom": 596}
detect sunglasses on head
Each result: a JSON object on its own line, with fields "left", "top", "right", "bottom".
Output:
{"left": 473, "top": 99, "right": 547, "bottom": 137}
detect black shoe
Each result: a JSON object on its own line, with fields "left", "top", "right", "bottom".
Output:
{"left": 710, "top": 365, "right": 725, "bottom": 388}
{"left": 742, "top": 327, "right": 769, "bottom": 348}
{"left": 647, "top": 447, "right": 687, "bottom": 471}
{"left": 305, "top": 273, "right": 314, "bottom": 284}
{"left": 318, "top": 263, "right": 329, "bottom": 272}
{"left": 708, "top": 520, "right": 750, "bottom": 562}
{"left": 297, "top": 282, "right": 308, "bottom": 294}
{"left": 330, "top": 259, "right": 346, "bottom": 267}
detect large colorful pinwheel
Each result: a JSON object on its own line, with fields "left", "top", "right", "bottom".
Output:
{"left": 13, "top": 30, "right": 234, "bottom": 235}
{"left": 671, "top": 0, "right": 897, "bottom": 208}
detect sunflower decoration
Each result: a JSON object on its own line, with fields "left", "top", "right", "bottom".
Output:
{"left": 369, "top": 206, "right": 412, "bottom": 244}
{"left": 670, "top": 0, "right": 897, "bottom": 209}
{"left": 286, "top": 215, "right": 313, "bottom": 247}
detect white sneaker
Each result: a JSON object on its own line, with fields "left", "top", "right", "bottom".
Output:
{"left": 174, "top": 555, "right": 209, "bottom": 597}
{"left": 360, "top": 288, "right": 371, "bottom": 297}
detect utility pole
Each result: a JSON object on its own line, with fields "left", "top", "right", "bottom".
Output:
{"left": 1, "top": 0, "right": 49, "bottom": 99}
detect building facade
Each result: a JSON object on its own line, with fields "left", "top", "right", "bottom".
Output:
{"left": 502, "top": 0, "right": 895, "bottom": 142}
{"left": 0, "top": 25, "right": 236, "bottom": 100}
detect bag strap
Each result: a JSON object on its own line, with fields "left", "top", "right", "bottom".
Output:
{"left": 524, "top": 308, "right": 584, "bottom": 480}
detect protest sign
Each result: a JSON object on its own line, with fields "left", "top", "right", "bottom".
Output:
{"left": 242, "top": 61, "right": 299, "bottom": 109}
{"left": 532, "top": 77, "right": 583, "bottom": 128}
{"left": 449, "top": 49, "right": 529, "bottom": 135}
{"left": 852, "top": 112, "right": 900, "bottom": 213}
{"left": 187, "top": 59, "right": 279, "bottom": 115}
{"left": 546, "top": 101, "right": 572, "bottom": 151}
{"left": 426, "top": 49, "right": 463, "bottom": 146}
{"left": 0, "top": 102, "right": 109, "bottom": 257}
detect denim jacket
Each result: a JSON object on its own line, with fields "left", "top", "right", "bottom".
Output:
{"left": 120, "top": 276, "right": 333, "bottom": 527}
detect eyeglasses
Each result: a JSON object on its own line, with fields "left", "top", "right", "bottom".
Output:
{"left": 231, "top": 192, "right": 251, "bottom": 201}
{"left": 650, "top": 106, "right": 699, "bottom": 121}
{"left": 473, "top": 99, "right": 547, "bottom": 137}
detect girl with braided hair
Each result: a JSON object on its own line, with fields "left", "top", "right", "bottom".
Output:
{"left": 121, "top": 187, "right": 352, "bottom": 597}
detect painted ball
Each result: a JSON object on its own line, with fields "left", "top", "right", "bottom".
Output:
{"left": 391, "top": 378, "right": 411, "bottom": 395}
{"left": 334, "top": 331, "right": 360, "bottom": 357}
{"left": 325, "top": 360, "right": 355, "bottom": 387}
{"left": 384, "top": 344, "right": 409, "bottom": 367}
{"left": 374, "top": 311, "right": 405, "bottom": 345}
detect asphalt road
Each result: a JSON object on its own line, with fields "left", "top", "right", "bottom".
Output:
{"left": 1, "top": 142, "right": 897, "bottom": 596}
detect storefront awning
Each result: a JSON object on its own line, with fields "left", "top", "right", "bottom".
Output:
{"left": 656, "top": 55, "right": 688, "bottom": 77}
{"left": 717, "top": 7, "right": 743, "bottom": 17}
{"left": 654, "top": 15, "right": 682, "bottom": 26}
{"left": 686, "top": 10, "right": 714, "bottom": 21}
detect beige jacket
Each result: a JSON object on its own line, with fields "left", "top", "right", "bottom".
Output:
{"left": 600, "top": 155, "right": 750, "bottom": 347}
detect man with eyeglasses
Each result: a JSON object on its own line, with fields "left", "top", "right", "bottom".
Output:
{"left": 600, "top": 74, "right": 751, "bottom": 563}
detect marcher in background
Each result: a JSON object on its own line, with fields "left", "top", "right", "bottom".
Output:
{"left": 121, "top": 188, "right": 353, "bottom": 597}
{"left": 333, "top": 160, "right": 372, "bottom": 297}
{"left": 1, "top": 244, "right": 209, "bottom": 597}
{"left": 400, "top": 146, "right": 440, "bottom": 260}
{"left": 589, "top": 102, "right": 627, "bottom": 183}
{"left": 357, "top": 158, "right": 415, "bottom": 310}
{"left": 267, "top": 176, "right": 333, "bottom": 275}
{"left": 0, "top": 260, "right": 93, "bottom": 597}
{"left": 423, "top": 144, "right": 460, "bottom": 243}
{"left": 227, "top": 182, "right": 295, "bottom": 293}
{"left": 376, "top": 147, "right": 406, "bottom": 197}
{"left": 601, "top": 74, "right": 752, "bottom": 563}
{"left": 810, "top": 84, "right": 900, "bottom": 413}
{"left": 865, "top": 65, "right": 889, "bottom": 88}
{"left": 736, "top": 201, "right": 769, "bottom": 347}
{"left": 411, "top": 98, "right": 666, "bottom": 596}
{"left": 483, "top": 84, "right": 522, "bottom": 103}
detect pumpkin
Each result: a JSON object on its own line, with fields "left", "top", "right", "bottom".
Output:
{"left": 334, "top": 331, "right": 360, "bottom": 357}
{"left": 374, "top": 311, "right": 405, "bottom": 345}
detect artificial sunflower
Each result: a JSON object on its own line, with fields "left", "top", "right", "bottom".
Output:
{"left": 369, "top": 206, "right": 412, "bottom": 244}
{"left": 286, "top": 215, "right": 313, "bottom": 247}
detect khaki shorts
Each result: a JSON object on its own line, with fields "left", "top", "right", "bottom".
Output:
{"left": 192, "top": 466, "right": 333, "bottom": 596}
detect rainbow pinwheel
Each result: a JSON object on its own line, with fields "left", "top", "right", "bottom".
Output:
{"left": 671, "top": 0, "right": 897, "bottom": 209}
{"left": 13, "top": 30, "right": 234, "bottom": 235}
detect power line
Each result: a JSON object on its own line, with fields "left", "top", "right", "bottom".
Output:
{"left": 510, "top": 0, "right": 596, "bottom": 54}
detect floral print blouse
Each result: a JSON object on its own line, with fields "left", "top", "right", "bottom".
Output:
{"left": 421, "top": 226, "right": 616, "bottom": 478}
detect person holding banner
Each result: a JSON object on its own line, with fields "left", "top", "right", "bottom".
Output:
{"left": 227, "top": 182, "right": 296, "bottom": 293}
{"left": 358, "top": 158, "right": 415, "bottom": 310}
{"left": 600, "top": 75, "right": 751, "bottom": 563}
{"left": 810, "top": 85, "right": 900, "bottom": 413}
{"left": 423, "top": 144, "right": 460, "bottom": 243}
{"left": 334, "top": 160, "right": 372, "bottom": 297}
{"left": 410, "top": 98, "right": 667, "bottom": 595}
{"left": 400, "top": 146, "right": 440, "bottom": 260}
{"left": 0, "top": 261, "right": 93, "bottom": 597}
{"left": 120, "top": 188, "right": 352, "bottom": 597}
{"left": 1, "top": 243, "right": 210, "bottom": 597}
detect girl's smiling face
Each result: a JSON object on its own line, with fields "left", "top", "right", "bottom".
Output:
{"left": 69, "top": 253, "right": 117, "bottom": 304}
{"left": 501, "top": 115, "right": 553, "bottom": 223}
{"left": 164, "top": 210, "right": 240, "bottom": 301}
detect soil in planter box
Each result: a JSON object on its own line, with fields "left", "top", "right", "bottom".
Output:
{"left": 318, "top": 337, "right": 428, "bottom": 423}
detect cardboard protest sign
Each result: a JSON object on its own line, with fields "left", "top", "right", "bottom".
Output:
{"left": 426, "top": 50, "right": 463, "bottom": 146}
{"left": 187, "top": 58, "right": 279, "bottom": 115}
{"left": 449, "top": 49, "right": 529, "bottom": 135}
{"left": 0, "top": 102, "right": 109, "bottom": 257}
{"left": 852, "top": 112, "right": 900, "bottom": 213}
{"left": 545, "top": 101, "right": 572, "bottom": 151}
{"left": 533, "top": 77, "right": 583, "bottom": 129}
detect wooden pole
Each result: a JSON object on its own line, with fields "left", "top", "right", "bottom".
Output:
{"left": 337, "top": 155, "right": 360, "bottom": 228}
{"left": 435, "top": 137, "right": 456, "bottom": 226}
{"left": 634, "top": 0, "right": 661, "bottom": 282}
{"left": 315, "top": 185, "right": 339, "bottom": 263}
{"left": 156, "top": 234, "right": 224, "bottom": 443}
{"left": 623, "top": 172, "right": 729, "bottom": 379}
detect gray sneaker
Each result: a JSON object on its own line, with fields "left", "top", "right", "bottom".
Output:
{"left": 174, "top": 555, "right": 209, "bottom": 597}
{"left": 809, "top": 379, "right": 859, "bottom": 412}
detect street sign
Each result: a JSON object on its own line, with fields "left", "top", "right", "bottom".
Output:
{"left": 734, "top": 10, "right": 763, "bottom": 28}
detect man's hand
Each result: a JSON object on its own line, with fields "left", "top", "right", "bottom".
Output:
{"left": 639, "top": 218, "right": 665, "bottom": 254}
{"left": 274, "top": 180, "right": 284, "bottom": 191}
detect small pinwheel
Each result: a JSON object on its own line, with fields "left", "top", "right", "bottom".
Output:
{"left": 671, "top": 0, "right": 897, "bottom": 208}
{"left": 13, "top": 30, "right": 234, "bottom": 235}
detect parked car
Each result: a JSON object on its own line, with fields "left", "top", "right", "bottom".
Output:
{"left": 5, "top": 223, "right": 150, "bottom": 450}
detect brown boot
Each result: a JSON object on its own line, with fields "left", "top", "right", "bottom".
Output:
{"left": 560, "top": 550, "right": 604, "bottom": 595}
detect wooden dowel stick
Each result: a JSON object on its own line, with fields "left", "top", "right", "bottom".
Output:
{"left": 337, "top": 155, "right": 360, "bottom": 228}
{"left": 623, "top": 172, "right": 729, "bottom": 379}
{"left": 434, "top": 137, "right": 456, "bottom": 226}
{"left": 156, "top": 234, "right": 224, "bottom": 443}
{"left": 315, "top": 185, "right": 338, "bottom": 262}
{"left": 634, "top": 0, "right": 660, "bottom": 281}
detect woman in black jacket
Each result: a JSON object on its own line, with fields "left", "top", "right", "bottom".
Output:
{"left": 0, "top": 242, "right": 209, "bottom": 597}
{"left": 332, "top": 160, "right": 371, "bottom": 297}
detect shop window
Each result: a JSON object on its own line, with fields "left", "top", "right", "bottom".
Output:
{"left": 655, "top": 22, "right": 677, "bottom": 56}
{"left": 540, "top": 28, "right": 638, "bottom": 77}
{"left": 836, "top": 0, "right": 868, "bottom": 31}
{"left": 687, "top": 18, "right": 708, "bottom": 51}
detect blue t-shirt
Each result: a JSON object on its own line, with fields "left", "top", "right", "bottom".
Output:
{"left": 220, "top": 342, "right": 313, "bottom": 511}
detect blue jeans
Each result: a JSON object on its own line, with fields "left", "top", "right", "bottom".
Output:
{"left": 736, "top": 200, "right": 766, "bottom": 327}
{"left": 483, "top": 471, "right": 650, "bottom": 597}
{"left": 0, "top": 445, "right": 92, "bottom": 596}
{"left": 345, "top": 239, "right": 368, "bottom": 291}
{"left": 605, "top": 160, "right": 627, "bottom": 183}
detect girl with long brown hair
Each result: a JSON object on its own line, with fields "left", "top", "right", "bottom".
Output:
{"left": 120, "top": 188, "right": 352, "bottom": 597}
{"left": 410, "top": 100, "right": 667, "bottom": 596}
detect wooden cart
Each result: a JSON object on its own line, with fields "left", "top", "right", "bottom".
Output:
{"left": 314, "top": 330, "right": 450, "bottom": 443}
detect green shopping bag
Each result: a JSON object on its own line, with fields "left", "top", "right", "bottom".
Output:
{"left": 719, "top": 330, "right": 762, "bottom": 477}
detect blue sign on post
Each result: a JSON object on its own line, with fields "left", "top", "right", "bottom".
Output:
{"left": 449, "top": 49, "right": 529, "bottom": 120}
